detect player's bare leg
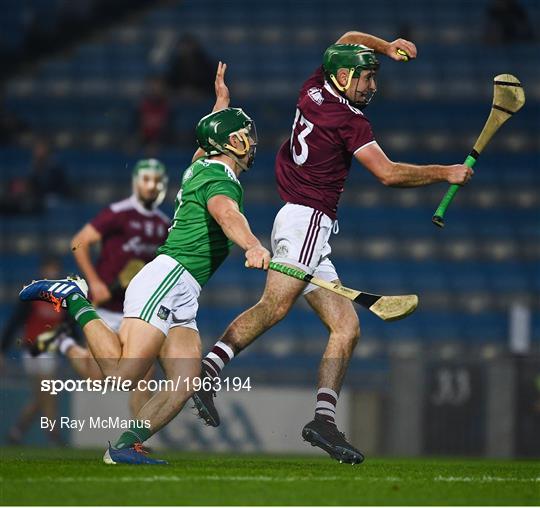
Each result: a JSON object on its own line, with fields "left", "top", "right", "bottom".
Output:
{"left": 136, "top": 327, "right": 201, "bottom": 434}
{"left": 128, "top": 366, "right": 156, "bottom": 416}
{"left": 78, "top": 317, "right": 163, "bottom": 384}
{"left": 104, "top": 326, "right": 201, "bottom": 465}
{"left": 64, "top": 344, "right": 104, "bottom": 379}
{"left": 17, "top": 277, "right": 158, "bottom": 382}
{"left": 193, "top": 269, "right": 305, "bottom": 426}
{"left": 31, "top": 315, "right": 160, "bottom": 390}
{"left": 46, "top": 325, "right": 156, "bottom": 415}
{"left": 219, "top": 269, "right": 306, "bottom": 351}
{"left": 301, "top": 282, "right": 364, "bottom": 464}
{"left": 304, "top": 282, "right": 360, "bottom": 393}
{"left": 56, "top": 333, "right": 156, "bottom": 414}
{"left": 31, "top": 321, "right": 111, "bottom": 380}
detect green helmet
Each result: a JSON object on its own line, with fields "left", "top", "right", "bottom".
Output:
{"left": 132, "top": 158, "right": 167, "bottom": 177}
{"left": 132, "top": 158, "right": 168, "bottom": 208}
{"left": 196, "top": 107, "right": 257, "bottom": 170}
{"left": 323, "top": 44, "right": 379, "bottom": 104}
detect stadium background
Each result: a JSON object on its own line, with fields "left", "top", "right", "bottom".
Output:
{"left": 0, "top": 0, "right": 539, "bottom": 458}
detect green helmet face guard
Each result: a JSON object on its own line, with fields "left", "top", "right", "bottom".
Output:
{"left": 323, "top": 43, "right": 380, "bottom": 108}
{"left": 196, "top": 107, "right": 258, "bottom": 171}
{"left": 132, "top": 158, "right": 168, "bottom": 207}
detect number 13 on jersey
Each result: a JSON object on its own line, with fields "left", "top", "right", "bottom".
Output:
{"left": 290, "top": 108, "right": 314, "bottom": 165}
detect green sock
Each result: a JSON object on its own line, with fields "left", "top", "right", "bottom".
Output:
{"left": 65, "top": 293, "right": 100, "bottom": 328}
{"left": 114, "top": 424, "right": 153, "bottom": 449}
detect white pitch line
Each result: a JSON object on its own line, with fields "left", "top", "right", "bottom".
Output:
{"left": 2, "top": 475, "right": 539, "bottom": 484}
{"left": 434, "top": 475, "right": 540, "bottom": 483}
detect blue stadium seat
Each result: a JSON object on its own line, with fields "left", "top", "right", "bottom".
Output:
{"left": 2, "top": 0, "right": 538, "bottom": 364}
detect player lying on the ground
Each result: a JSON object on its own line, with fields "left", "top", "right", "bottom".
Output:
{"left": 20, "top": 62, "right": 271, "bottom": 465}
{"left": 36, "top": 159, "right": 170, "bottom": 417}
{"left": 193, "top": 31, "right": 473, "bottom": 465}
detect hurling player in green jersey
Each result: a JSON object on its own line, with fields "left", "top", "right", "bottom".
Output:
{"left": 19, "top": 62, "right": 270, "bottom": 465}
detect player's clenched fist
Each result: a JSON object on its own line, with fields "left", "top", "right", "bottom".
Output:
{"left": 446, "top": 164, "right": 474, "bottom": 185}
{"left": 387, "top": 38, "right": 417, "bottom": 61}
{"left": 245, "top": 245, "right": 271, "bottom": 270}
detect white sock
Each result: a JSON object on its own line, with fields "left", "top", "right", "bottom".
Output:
{"left": 59, "top": 336, "right": 76, "bottom": 355}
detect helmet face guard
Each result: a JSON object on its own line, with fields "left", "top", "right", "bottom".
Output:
{"left": 348, "top": 68, "right": 378, "bottom": 108}
{"left": 323, "top": 44, "right": 379, "bottom": 108}
{"left": 132, "top": 159, "right": 168, "bottom": 208}
{"left": 222, "top": 121, "right": 257, "bottom": 170}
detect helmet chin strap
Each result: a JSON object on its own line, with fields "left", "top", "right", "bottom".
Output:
{"left": 218, "top": 131, "right": 253, "bottom": 171}
{"left": 330, "top": 69, "right": 354, "bottom": 92}
{"left": 224, "top": 131, "right": 249, "bottom": 157}
{"left": 331, "top": 71, "right": 375, "bottom": 109}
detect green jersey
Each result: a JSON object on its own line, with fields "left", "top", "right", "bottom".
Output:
{"left": 157, "top": 159, "right": 244, "bottom": 287}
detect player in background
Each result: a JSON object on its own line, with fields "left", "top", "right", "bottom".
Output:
{"left": 1, "top": 257, "right": 66, "bottom": 445}
{"left": 41, "top": 159, "right": 170, "bottom": 416}
{"left": 193, "top": 32, "right": 473, "bottom": 464}
{"left": 20, "top": 62, "right": 271, "bottom": 465}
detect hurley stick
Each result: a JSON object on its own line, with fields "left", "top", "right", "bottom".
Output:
{"left": 269, "top": 261, "right": 418, "bottom": 321}
{"left": 432, "top": 74, "right": 525, "bottom": 228}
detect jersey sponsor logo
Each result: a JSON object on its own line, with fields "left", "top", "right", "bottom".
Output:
{"left": 308, "top": 87, "right": 324, "bottom": 105}
{"left": 157, "top": 305, "right": 171, "bottom": 321}
{"left": 122, "top": 236, "right": 160, "bottom": 256}
{"left": 144, "top": 221, "right": 155, "bottom": 236}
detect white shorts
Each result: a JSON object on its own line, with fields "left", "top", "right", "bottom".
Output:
{"left": 271, "top": 203, "right": 339, "bottom": 295}
{"left": 123, "top": 254, "right": 201, "bottom": 336}
{"left": 97, "top": 307, "right": 123, "bottom": 332}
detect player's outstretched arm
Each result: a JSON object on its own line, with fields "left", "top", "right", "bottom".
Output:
{"left": 192, "top": 61, "right": 231, "bottom": 162}
{"left": 207, "top": 195, "right": 270, "bottom": 270}
{"left": 355, "top": 142, "right": 473, "bottom": 187}
{"left": 337, "top": 31, "right": 417, "bottom": 61}
{"left": 71, "top": 223, "right": 111, "bottom": 305}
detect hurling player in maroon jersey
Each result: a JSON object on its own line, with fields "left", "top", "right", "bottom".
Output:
{"left": 1, "top": 257, "right": 66, "bottom": 445}
{"left": 51, "top": 160, "right": 170, "bottom": 416}
{"left": 194, "top": 31, "right": 473, "bottom": 464}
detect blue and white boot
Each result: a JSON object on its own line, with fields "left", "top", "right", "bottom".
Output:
{"left": 103, "top": 442, "right": 167, "bottom": 465}
{"left": 19, "top": 276, "right": 88, "bottom": 312}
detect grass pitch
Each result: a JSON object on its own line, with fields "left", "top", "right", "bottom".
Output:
{"left": 0, "top": 447, "right": 538, "bottom": 505}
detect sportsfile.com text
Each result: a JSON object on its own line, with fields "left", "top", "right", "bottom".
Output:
{"left": 40, "top": 376, "right": 252, "bottom": 395}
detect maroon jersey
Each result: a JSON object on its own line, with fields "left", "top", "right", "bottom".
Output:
{"left": 90, "top": 195, "right": 170, "bottom": 312}
{"left": 276, "top": 66, "right": 376, "bottom": 220}
{"left": 24, "top": 302, "right": 65, "bottom": 342}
